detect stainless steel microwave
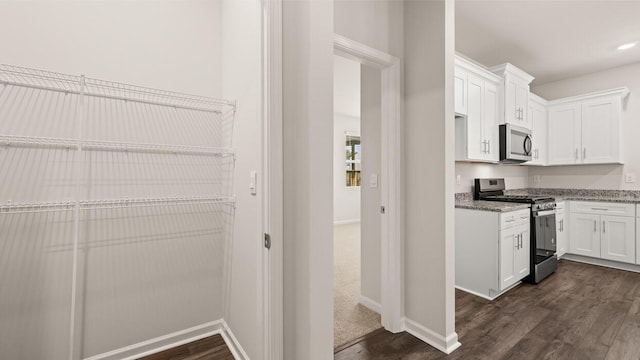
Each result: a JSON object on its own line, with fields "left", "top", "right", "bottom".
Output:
{"left": 499, "top": 123, "right": 532, "bottom": 163}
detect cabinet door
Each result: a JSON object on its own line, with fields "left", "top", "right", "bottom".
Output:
{"left": 637, "top": 215, "right": 640, "bottom": 265}
{"left": 569, "top": 213, "right": 601, "bottom": 257}
{"left": 556, "top": 212, "right": 567, "bottom": 257}
{"left": 528, "top": 101, "right": 546, "bottom": 165}
{"left": 500, "top": 227, "right": 518, "bottom": 290}
{"left": 466, "top": 74, "right": 485, "bottom": 161}
{"left": 483, "top": 81, "right": 500, "bottom": 162}
{"left": 581, "top": 97, "right": 622, "bottom": 164}
{"left": 601, "top": 215, "right": 635, "bottom": 264}
{"left": 504, "top": 76, "right": 518, "bottom": 125}
{"left": 516, "top": 227, "right": 531, "bottom": 278}
{"left": 547, "top": 103, "right": 581, "bottom": 165}
{"left": 455, "top": 67, "right": 468, "bottom": 115}
{"left": 515, "top": 82, "right": 530, "bottom": 129}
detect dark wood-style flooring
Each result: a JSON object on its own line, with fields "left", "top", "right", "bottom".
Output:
{"left": 335, "top": 260, "right": 640, "bottom": 360}
{"left": 138, "top": 334, "right": 233, "bottom": 360}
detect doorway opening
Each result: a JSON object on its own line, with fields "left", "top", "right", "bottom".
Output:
{"left": 333, "top": 55, "right": 383, "bottom": 349}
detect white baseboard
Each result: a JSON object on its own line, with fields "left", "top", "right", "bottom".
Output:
{"left": 333, "top": 219, "right": 360, "bottom": 226}
{"left": 455, "top": 282, "right": 521, "bottom": 301}
{"left": 358, "top": 295, "right": 382, "bottom": 314}
{"left": 403, "top": 318, "right": 461, "bottom": 355}
{"left": 84, "top": 319, "right": 248, "bottom": 360}
{"left": 562, "top": 254, "right": 640, "bottom": 274}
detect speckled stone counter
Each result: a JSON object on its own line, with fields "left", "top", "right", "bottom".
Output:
{"left": 505, "top": 189, "right": 640, "bottom": 204}
{"left": 454, "top": 192, "right": 530, "bottom": 212}
{"left": 455, "top": 200, "right": 530, "bottom": 212}
{"left": 454, "top": 188, "right": 640, "bottom": 211}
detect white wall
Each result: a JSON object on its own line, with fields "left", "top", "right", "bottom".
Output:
{"left": 455, "top": 163, "right": 530, "bottom": 193}
{"left": 222, "top": 1, "right": 263, "bottom": 359}
{"left": 0, "top": 1, "right": 222, "bottom": 97}
{"left": 334, "top": 56, "right": 361, "bottom": 224}
{"left": 0, "top": 1, "right": 263, "bottom": 358}
{"left": 361, "top": 66, "right": 382, "bottom": 305}
{"left": 531, "top": 61, "right": 640, "bottom": 190}
{"left": 283, "top": 1, "right": 335, "bottom": 359}
{"left": 404, "top": 0, "right": 458, "bottom": 351}
{"left": 334, "top": 0, "right": 404, "bottom": 59}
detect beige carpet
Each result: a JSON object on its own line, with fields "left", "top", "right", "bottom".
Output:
{"left": 333, "top": 223, "right": 382, "bottom": 349}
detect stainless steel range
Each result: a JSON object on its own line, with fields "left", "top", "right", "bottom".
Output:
{"left": 474, "top": 178, "right": 558, "bottom": 284}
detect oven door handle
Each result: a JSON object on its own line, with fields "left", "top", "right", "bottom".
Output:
{"left": 535, "top": 210, "right": 556, "bottom": 217}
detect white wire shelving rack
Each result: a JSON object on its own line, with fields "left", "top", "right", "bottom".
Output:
{"left": 0, "top": 63, "right": 237, "bottom": 209}
{"left": 0, "top": 64, "right": 237, "bottom": 360}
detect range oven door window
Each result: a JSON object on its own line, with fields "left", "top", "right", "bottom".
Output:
{"left": 534, "top": 212, "right": 556, "bottom": 263}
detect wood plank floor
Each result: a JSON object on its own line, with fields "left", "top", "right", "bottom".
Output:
{"left": 138, "top": 334, "right": 233, "bottom": 360}
{"left": 335, "top": 260, "right": 640, "bottom": 360}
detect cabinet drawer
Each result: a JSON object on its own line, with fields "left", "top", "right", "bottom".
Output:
{"left": 571, "top": 201, "right": 635, "bottom": 217}
{"left": 501, "top": 209, "right": 530, "bottom": 229}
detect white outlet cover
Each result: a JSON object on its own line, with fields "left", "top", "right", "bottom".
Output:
{"left": 625, "top": 173, "right": 636, "bottom": 183}
{"left": 456, "top": 175, "right": 461, "bottom": 185}
{"left": 533, "top": 175, "right": 542, "bottom": 183}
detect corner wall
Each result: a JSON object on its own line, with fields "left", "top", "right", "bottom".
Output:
{"left": 403, "top": 0, "right": 459, "bottom": 352}
{"left": 531, "top": 62, "right": 640, "bottom": 190}
{"left": 283, "top": 1, "right": 335, "bottom": 359}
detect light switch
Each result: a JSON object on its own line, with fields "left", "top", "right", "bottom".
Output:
{"left": 370, "top": 174, "right": 378, "bottom": 188}
{"left": 250, "top": 171, "right": 257, "bottom": 195}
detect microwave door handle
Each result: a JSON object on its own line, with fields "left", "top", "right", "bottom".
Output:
{"left": 523, "top": 135, "right": 533, "bottom": 156}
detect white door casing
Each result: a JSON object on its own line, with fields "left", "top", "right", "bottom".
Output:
{"left": 334, "top": 34, "right": 404, "bottom": 333}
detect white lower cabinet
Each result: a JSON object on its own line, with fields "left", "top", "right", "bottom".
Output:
{"left": 570, "top": 212, "right": 601, "bottom": 258}
{"left": 601, "top": 215, "right": 635, "bottom": 264}
{"left": 499, "top": 224, "right": 529, "bottom": 290}
{"left": 456, "top": 208, "right": 530, "bottom": 299}
{"left": 556, "top": 202, "right": 567, "bottom": 257}
{"left": 637, "top": 206, "right": 640, "bottom": 265}
{"left": 568, "top": 201, "right": 636, "bottom": 264}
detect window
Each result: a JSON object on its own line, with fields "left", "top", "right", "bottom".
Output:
{"left": 345, "top": 133, "right": 361, "bottom": 187}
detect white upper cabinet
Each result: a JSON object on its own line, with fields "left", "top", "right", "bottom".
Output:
{"left": 547, "top": 88, "right": 629, "bottom": 166}
{"left": 528, "top": 93, "right": 547, "bottom": 165}
{"left": 455, "top": 67, "right": 468, "bottom": 115}
{"left": 581, "top": 96, "right": 623, "bottom": 164}
{"left": 547, "top": 102, "right": 582, "bottom": 165}
{"left": 455, "top": 56, "right": 501, "bottom": 163}
{"left": 490, "top": 63, "right": 535, "bottom": 130}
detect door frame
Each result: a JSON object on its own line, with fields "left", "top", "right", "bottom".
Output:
{"left": 262, "top": 0, "right": 283, "bottom": 359}
{"left": 334, "top": 34, "right": 404, "bottom": 333}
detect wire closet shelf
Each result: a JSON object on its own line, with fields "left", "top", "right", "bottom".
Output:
{"left": 0, "top": 64, "right": 237, "bottom": 359}
{"left": 0, "top": 63, "right": 237, "bottom": 211}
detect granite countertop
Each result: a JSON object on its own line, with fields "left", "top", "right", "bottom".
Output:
{"left": 455, "top": 189, "right": 640, "bottom": 212}
{"left": 505, "top": 189, "right": 640, "bottom": 204}
{"left": 455, "top": 199, "right": 530, "bottom": 213}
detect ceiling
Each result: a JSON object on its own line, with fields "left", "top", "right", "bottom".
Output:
{"left": 456, "top": 1, "right": 640, "bottom": 86}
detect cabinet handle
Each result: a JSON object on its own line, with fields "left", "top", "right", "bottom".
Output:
{"left": 487, "top": 140, "right": 490, "bottom": 154}
{"left": 482, "top": 140, "right": 488, "bottom": 154}
{"left": 591, "top": 208, "right": 609, "bottom": 211}
{"left": 602, "top": 220, "right": 605, "bottom": 233}
{"left": 594, "top": 220, "right": 597, "bottom": 232}
{"left": 515, "top": 108, "right": 519, "bottom": 120}
{"left": 561, "top": 219, "right": 564, "bottom": 232}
